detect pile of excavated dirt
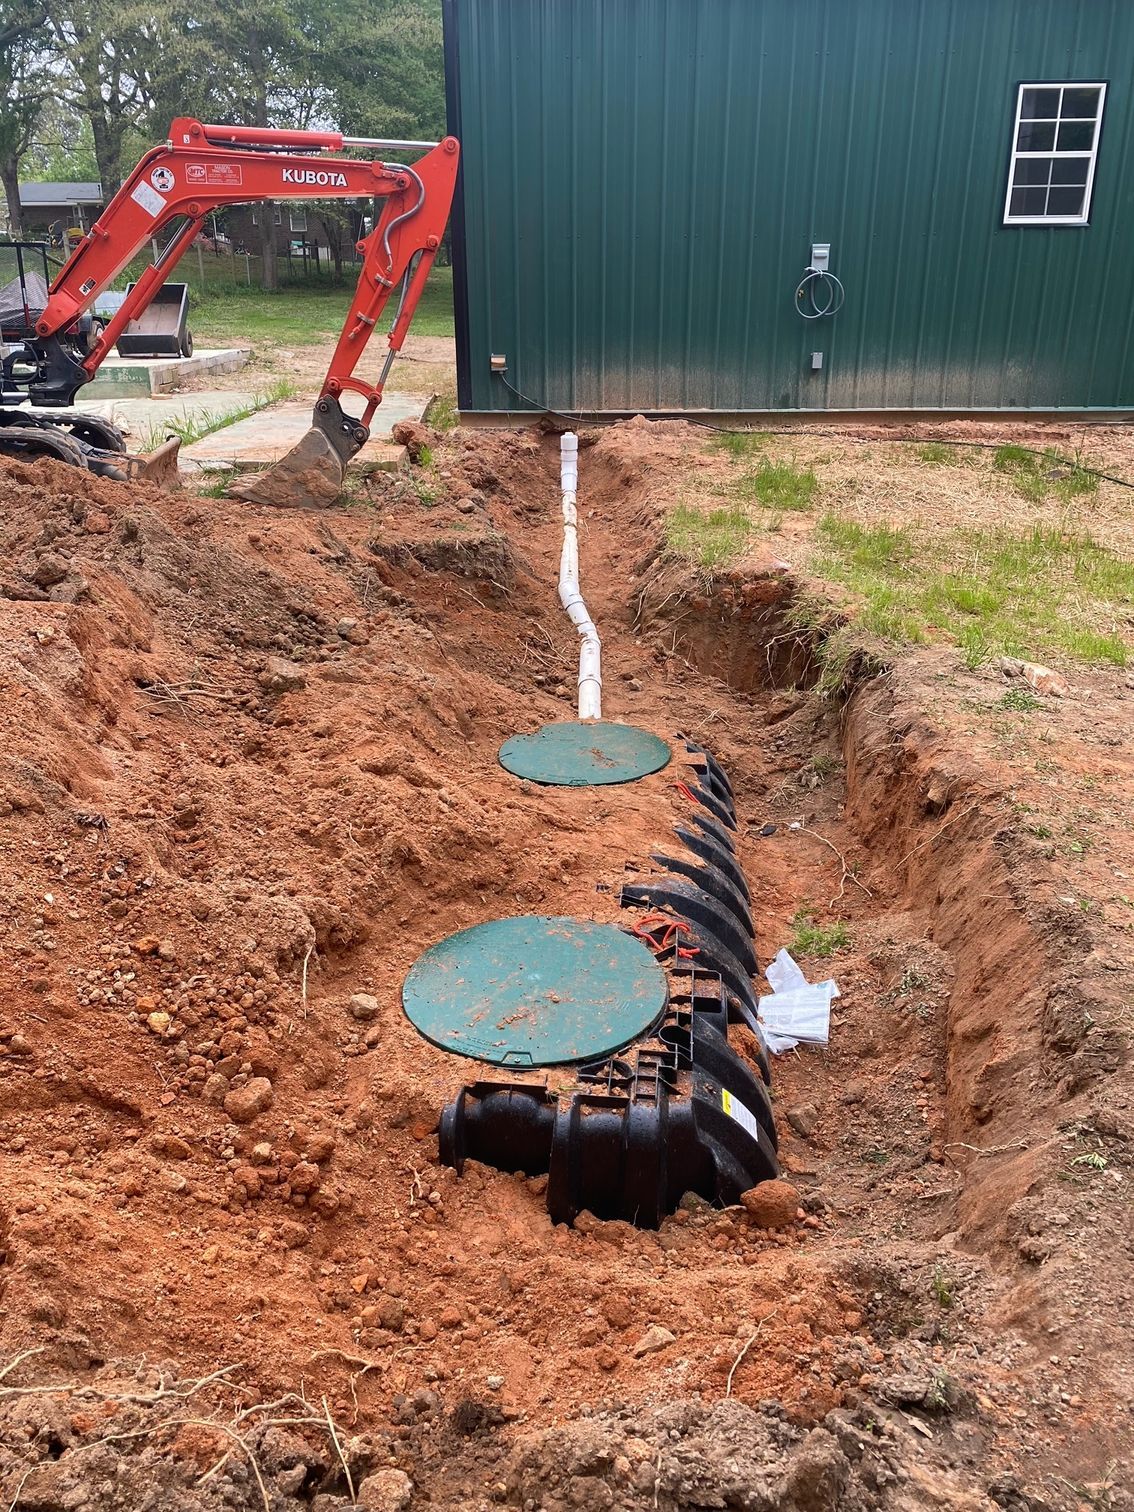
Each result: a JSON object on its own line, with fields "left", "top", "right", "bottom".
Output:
{"left": 0, "top": 420, "right": 1132, "bottom": 1511}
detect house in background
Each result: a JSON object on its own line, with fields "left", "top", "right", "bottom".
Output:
{"left": 443, "top": 0, "right": 1134, "bottom": 416}
{"left": 15, "top": 182, "right": 103, "bottom": 243}
{"left": 222, "top": 201, "right": 370, "bottom": 271}
{"left": 8, "top": 183, "right": 368, "bottom": 277}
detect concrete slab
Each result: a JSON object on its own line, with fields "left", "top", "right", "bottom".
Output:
{"left": 19, "top": 391, "right": 261, "bottom": 447}
{"left": 180, "top": 393, "right": 430, "bottom": 475}
{"left": 84, "top": 348, "right": 250, "bottom": 398}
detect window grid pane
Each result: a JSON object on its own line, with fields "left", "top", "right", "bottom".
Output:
{"left": 1063, "top": 87, "right": 1102, "bottom": 119}
{"left": 1057, "top": 121, "right": 1095, "bottom": 152}
{"left": 1050, "top": 158, "right": 1090, "bottom": 187}
{"left": 1017, "top": 121, "right": 1056, "bottom": 152}
{"left": 1013, "top": 159, "right": 1052, "bottom": 188}
{"left": 1020, "top": 86, "right": 1061, "bottom": 120}
{"left": 1047, "top": 187, "right": 1086, "bottom": 217}
{"left": 1005, "top": 81, "right": 1104, "bottom": 223}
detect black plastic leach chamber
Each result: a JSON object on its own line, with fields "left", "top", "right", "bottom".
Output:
{"left": 404, "top": 736, "right": 779, "bottom": 1229}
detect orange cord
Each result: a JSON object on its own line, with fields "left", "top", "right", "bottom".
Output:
{"left": 630, "top": 910, "right": 700, "bottom": 960}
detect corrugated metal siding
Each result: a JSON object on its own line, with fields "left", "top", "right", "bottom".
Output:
{"left": 444, "top": 0, "right": 1134, "bottom": 414}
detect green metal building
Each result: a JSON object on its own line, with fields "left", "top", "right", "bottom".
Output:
{"left": 442, "top": 0, "right": 1134, "bottom": 417}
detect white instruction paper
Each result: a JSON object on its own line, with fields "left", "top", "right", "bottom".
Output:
{"left": 758, "top": 949, "right": 839, "bottom": 1053}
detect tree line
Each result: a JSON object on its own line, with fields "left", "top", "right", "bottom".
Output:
{"left": 0, "top": 0, "right": 445, "bottom": 284}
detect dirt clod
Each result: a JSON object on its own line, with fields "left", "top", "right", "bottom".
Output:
{"left": 740, "top": 1179, "right": 801, "bottom": 1229}
{"left": 223, "top": 1075, "right": 274, "bottom": 1122}
{"left": 391, "top": 420, "right": 434, "bottom": 464}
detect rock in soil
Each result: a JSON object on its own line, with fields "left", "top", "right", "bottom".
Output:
{"left": 631, "top": 1324, "right": 676, "bottom": 1357}
{"left": 357, "top": 1468, "right": 414, "bottom": 1510}
{"left": 349, "top": 992, "right": 380, "bottom": 1021}
{"left": 1021, "top": 661, "right": 1070, "bottom": 697}
{"left": 260, "top": 655, "right": 307, "bottom": 693}
{"left": 785, "top": 1103, "right": 819, "bottom": 1139}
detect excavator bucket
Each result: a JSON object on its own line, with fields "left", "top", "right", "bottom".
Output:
{"left": 126, "top": 436, "right": 183, "bottom": 489}
{"left": 226, "top": 428, "right": 345, "bottom": 510}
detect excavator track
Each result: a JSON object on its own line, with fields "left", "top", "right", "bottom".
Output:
{"left": 62, "top": 412, "right": 128, "bottom": 456}
{"left": 0, "top": 407, "right": 179, "bottom": 485}
{"left": 0, "top": 423, "right": 90, "bottom": 469}
{"left": 0, "top": 408, "right": 128, "bottom": 479}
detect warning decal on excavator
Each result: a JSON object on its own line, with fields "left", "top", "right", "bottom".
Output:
{"left": 186, "top": 163, "right": 243, "bottom": 187}
{"left": 130, "top": 180, "right": 167, "bottom": 218}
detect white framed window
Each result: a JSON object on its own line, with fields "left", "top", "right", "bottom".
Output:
{"left": 273, "top": 204, "right": 282, "bottom": 226}
{"left": 1004, "top": 82, "right": 1106, "bottom": 226}
{"left": 289, "top": 207, "right": 307, "bottom": 232}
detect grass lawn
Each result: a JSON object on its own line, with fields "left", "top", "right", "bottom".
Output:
{"left": 809, "top": 509, "right": 1133, "bottom": 668}
{"left": 666, "top": 434, "right": 1134, "bottom": 670}
{"left": 187, "top": 265, "right": 455, "bottom": 348}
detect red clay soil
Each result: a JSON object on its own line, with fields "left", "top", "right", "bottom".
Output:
{"left": 0, "top": 420, "right": 1131, "bottom": 1511}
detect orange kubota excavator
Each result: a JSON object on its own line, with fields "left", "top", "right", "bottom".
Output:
{"left": 0, "top": 119, "right": 459, "bottom": 507}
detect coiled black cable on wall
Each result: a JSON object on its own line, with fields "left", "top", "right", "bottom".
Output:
{"left": 794, "top": 267, "right": 846, "bottom": 320}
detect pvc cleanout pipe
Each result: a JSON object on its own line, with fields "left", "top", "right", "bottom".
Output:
{"left": 558, "top": 432, "right": 602, "bottom": 721}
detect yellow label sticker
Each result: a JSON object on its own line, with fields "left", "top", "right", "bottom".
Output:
{"left": 721, "top": 1087, "right": 761, "bottom": 1141}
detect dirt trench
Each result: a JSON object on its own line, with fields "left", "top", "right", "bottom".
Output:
{"left": 0, "top": 422, "right": 1130, "bottom": 1511}
{"left": 635, "top": 527, "right": 1074, "bottom": 1243}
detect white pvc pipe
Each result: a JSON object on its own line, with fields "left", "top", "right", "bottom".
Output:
{"left": 558, "top": 432, "right": 602, "bottom": 721}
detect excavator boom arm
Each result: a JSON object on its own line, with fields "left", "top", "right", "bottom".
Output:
{"left": 32, "top": 118, "right": 460, "bottom": 432}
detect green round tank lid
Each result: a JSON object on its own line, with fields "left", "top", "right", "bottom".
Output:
{"left": 499, "top": 721, "right": 671, "bottom": 787}
{"left": 402, "top": 915, "right": 668, "bottom": 1066}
